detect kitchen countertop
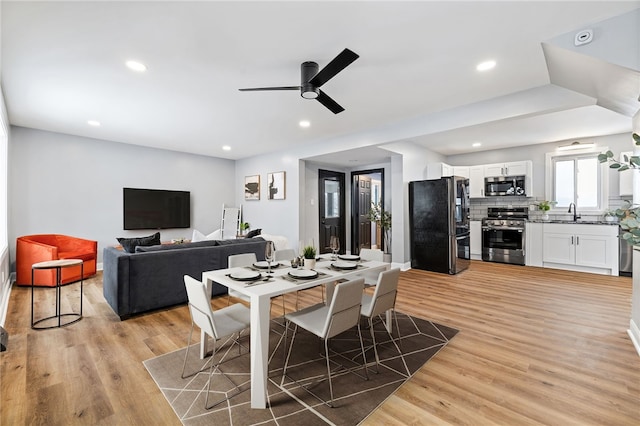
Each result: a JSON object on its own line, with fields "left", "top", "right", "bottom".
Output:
{"left": 527, "top": 219, "right": 619, "bottom": 226}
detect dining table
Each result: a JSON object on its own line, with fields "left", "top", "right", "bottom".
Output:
{"left": 202, "top": 255, "right": 390, "bottom": 409}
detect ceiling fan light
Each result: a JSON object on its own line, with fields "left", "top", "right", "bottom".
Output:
{"left": 557, "top": 141, "right": 595, "bottom": 151}
{"left": 301, "top": 89, "right": 318, "bottom": 99}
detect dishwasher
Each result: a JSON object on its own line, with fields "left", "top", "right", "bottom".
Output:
{"left": 619, "top": 225, "right": 633, "bottom": 276}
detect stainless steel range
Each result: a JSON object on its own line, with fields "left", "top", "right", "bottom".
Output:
{"left": 482, "top": 207, "right": 528, "bottom": 265}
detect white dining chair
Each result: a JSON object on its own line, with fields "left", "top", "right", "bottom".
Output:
{"left": 181, "top": 275, "right": 251, "bottom": 409}
{"left": 226, "top": 253, "right": 257, "bottom": 303}
{"left": 359, "top": 248, "right": 386, "bottom": 287}
{"left": 282, "top": 277, "right": 368, "bottom": 407}
{"left": 360, "top": 267, "right": 408, "bottom": 376}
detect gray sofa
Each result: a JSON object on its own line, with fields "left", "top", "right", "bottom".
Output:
{"left": 102, "top": 237, "right": 267, "bottom": 319}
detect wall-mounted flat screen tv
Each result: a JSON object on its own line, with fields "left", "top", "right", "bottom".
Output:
{"left": 123, "top": 187, "right": 190, "bottom": 230}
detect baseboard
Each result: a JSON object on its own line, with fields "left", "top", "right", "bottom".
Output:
{"left": 628, "top": 319, "right": 640, "bottom": 357}
{"left": 0, "top": 272, "right": 14, "bottom": 329}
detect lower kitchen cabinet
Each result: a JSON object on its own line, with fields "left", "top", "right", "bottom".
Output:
{"left": 525, "top": 222, "right": 543, "bottom": 267}
{"left": 542, "top": 223, "right": 618, "bottom": 275}
{"left": 470, "top": 220, "right": 482, "bottom": 260}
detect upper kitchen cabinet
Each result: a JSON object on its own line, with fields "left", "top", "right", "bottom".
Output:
{"left": 619, "top": 151, "right": 634, "bottom": 196}
{"left": 483, "top": 161, "right": 532, "bottom": 178}
{"left": 426, "top": 163, "right": 469, "bottom": 179}
{"left": 469, "top": 166, "right": 485, "bottom": 198}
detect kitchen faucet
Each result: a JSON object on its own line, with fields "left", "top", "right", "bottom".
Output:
{"left": 568, "top": 203, "right": 581, "bottom": 222}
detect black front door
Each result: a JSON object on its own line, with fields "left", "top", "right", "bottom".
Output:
{"left": 318, "top": 169, "right": 345, "bottom": 255}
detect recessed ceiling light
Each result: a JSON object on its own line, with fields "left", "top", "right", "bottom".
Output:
{"left": 222, "top": 145, "right": 231, "bottom": 151}
{"left": 472, "top": 142, "right": 482, "bottom": 147}
{"left": 299, "top": 120, "right": 311, "bottom": 128}
{"left": 87, "top": 120, "right": 101, "bottom": 127}
{"left": 476, "top": 60, "right": 496, "bottom": 72}
{"left": 125, "top": 60, "right": 147, "bottom": 72}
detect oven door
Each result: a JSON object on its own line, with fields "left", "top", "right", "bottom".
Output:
{"left": 481, "top": 226, "right": 525, "bottom": 265}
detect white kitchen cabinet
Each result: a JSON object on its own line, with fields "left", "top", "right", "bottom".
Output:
{"left": 452, "top": 166, "right": 469, "bottom": 178}
{"left": 426, "top": 162, "right": 453, "bottom": 179}
{"left": 469, "top": 166, "right": 485, "bottom": 198}
{"left": 484, "top": 161, "right": 532, "bottom": 178}
{"left": 542, "top": 223, "right": 618, "bottom": 275}
{"left": 470, "top": 220, "right": 482, "bottom": 260}
{"left": 619, "top": 151, "right": 634, "bottom": 196}
{"left": 525, "top": 222, "right": 543, "bottom": 267}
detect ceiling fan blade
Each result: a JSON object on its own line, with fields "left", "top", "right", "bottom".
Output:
{"left": 239, "top": 86, "right": 300, "bottom": 92}
{"left": 316, "top": 90, "right": 345, "bottom": 114}
{"left": 309, "top": 48, "right": 359, "bottom": 87}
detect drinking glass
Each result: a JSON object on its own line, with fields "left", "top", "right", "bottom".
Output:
{"left": 330, "top": 236, "right": 340, "bottom": 260}
{"left": 265, "top": 241, "right": 275, "bottom": 274}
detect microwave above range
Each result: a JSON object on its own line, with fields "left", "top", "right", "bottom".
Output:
{"left": 484, "top": 175, "right": 526, "bottom": 196}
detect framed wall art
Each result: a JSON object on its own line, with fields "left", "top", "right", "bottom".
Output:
{"left": 244, "top": 175, "right": 260, "bottom": 200}
{"left": 267, "top": 171, "right": 286, "bottom": 200}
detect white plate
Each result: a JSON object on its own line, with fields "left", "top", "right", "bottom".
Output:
{"left": 253, "top": 261, "right": 279, "bottom": 269}
{"left": 331, "top": 261, "right": 358, "bottom": 270}
{"left": 229, "top": 270, "right": 261, "bottom": 281}
{"left": 288, "top": 269, "right": 319, "bottom": 279}
{"left": 338, "top": 254, "right": 360, "bottom": 261}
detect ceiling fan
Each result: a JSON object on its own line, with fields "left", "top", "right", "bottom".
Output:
{"left": 239, "top": 48, "right": 359, "bottom": 114}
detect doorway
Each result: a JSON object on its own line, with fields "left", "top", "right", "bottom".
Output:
{"left": 318, "top": 169, "right": 346, "bottom": 255}
{"left": 351, "top": 169, "right": 384, "bottom": 255}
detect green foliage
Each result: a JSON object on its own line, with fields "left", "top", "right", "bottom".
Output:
{"left": 614, "top": 200, "right": 640, "bottom": 245}
{"left": 598, "top": 133, "right": 640, "bottom": 171}
{"left": 302, "top": 245, "right": 316, "bottom": 259}
{"left": 367, "top": 202, "right": 392, "bottom": 230}
{"left": 536, "top": 200, "right": 556, "bottom": 212}
{"left": 239, "top": 222, "right": 250, "bottom": 231}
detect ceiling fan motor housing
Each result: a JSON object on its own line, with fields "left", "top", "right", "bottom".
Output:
{"left": 301, "top": 61, "right": 319, "bottom": 99}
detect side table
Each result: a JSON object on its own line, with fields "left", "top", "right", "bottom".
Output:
{"left": 31, "top": 259, "right": 84, "bottom": 329}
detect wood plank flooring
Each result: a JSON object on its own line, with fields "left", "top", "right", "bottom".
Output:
{"left": 1, "top": 261, "right": 638, "bottom": 425}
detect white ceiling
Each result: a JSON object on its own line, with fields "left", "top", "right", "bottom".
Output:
{"left": 2, "top": 1, "right": 638, "bottom": 166}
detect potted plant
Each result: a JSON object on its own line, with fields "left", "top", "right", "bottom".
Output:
{"left": 367, "top": 202, "right": 392, "bottom": 254}
{"left": 603, "top": 209, "right": 618, "bottom": 222}
{"left": 239, "top": 221, "right": 250, "bottom": 236}
{"left": 535, "top": 200, "right": 555, "bottom": 221}
{"left": 302, "top": 245, "right": 317, "bottom": 270}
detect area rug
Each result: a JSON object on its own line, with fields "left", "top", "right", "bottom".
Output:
{"left": 144, "top": 313, "right": 458, "bottom": 426}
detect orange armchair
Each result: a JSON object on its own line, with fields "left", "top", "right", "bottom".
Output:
{"left": 16, "top": 234, "right": 97, "bottom": 287}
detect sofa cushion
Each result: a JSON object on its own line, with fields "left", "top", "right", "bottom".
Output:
{"left": 135, "top": 239, "right": 219, "bottom": 252}
{"left": 59, "top": 250, "right": 96, "bottom": 261}
{"left": 117, "top": 232, "right": 161, "bottom": 253}
{"left": 246, "top": 228, "right": 262, "bottom": 238}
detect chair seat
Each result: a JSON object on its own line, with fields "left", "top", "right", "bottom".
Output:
{"left": 212, "top": 303, "right": 251, "bottom": 338}
{"left": 59, "top": 251, "right": 95, "bottom": 262}
{"left": 285, "top": 303, "right": 330, "bottom": 338}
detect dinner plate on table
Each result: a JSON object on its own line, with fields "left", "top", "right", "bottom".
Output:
{"left": 331, "top": 261, "right": 358, "bottom": 270}
{"left": 253, "top": 261, "right": 279, "bottom": 269}
{"left": 229, "top": 270, "right": 261, "bottom": 281}
{"left": 288, "top": 269, "right": 318, "bottom": 279}
{"left": 338, "top": 254, "right": 360, "bottom": 261}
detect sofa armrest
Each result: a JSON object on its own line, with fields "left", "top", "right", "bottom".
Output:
{"left": 102, "top": 247, "right": 131, "bottom": 318}
{"left": 15, "top": 237, "right": 58, "bottom": 285}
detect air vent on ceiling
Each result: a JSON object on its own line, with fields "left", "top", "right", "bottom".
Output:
{"left": 574, "top": 29, "right": 593, "bottom": 46}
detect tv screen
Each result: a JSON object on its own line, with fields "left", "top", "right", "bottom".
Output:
{"left": 123, "top": 188, "right": 190, "bottom": 230}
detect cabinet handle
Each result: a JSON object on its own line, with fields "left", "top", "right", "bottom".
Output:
{"left": 571, "top": 236, "right": 574, "bottom": 245}
{"left": 576, "top": 236, "right": 579, "bottom": 245}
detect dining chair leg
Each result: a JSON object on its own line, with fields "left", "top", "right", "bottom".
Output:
{"left": 357, "top": 322, "right": 369, "bottom": 381}
{"left": 324, "top": 337, "right": 335, "bottom": 407}
{"left": 181, "top": 322, "right": 196, "bottom": 379}
{"left": 368, "top": 316, "right": 381, "bottom": 374}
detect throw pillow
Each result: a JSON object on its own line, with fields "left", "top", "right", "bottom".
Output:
{"left": 191, "top": 228, "right": 222, "bottom": 242}
{"left": 117, "top": 232, "right": 161, "bottom": 253}
{"left": 246, "top": 228, "right": 262, "bottom": 238}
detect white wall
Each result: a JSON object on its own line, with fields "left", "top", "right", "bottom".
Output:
{"left": 9, "top": 126, "right": 236, "bottom": 267}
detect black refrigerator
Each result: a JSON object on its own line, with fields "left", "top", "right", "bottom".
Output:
{"left": 408, "top": 177, "right": 470, "bottom": 274}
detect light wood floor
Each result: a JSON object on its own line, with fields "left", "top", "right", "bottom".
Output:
{"left": 1, "top": 261, "right": 638, "bottom": 425}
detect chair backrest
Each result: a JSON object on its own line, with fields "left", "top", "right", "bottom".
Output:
{"left": 274, "top": 248, "right": 296, "bottom": 262}
{"left": 364, "top": 268, "right": 400, "bottom": 318}
{"left": 183, "top": 275, "right": 219, "bottom": 338}
{"left": 323, "top": 278, "right": 365, "bottom": 339}
{"left": 228, "top": 253, "right": 257, "bottom": 268}
{"left": 359, "top": 248, "right": 384, "bottom": 262}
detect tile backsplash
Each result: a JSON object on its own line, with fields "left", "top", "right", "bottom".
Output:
{"left": 469, "top": 196, "right": 628, "bottom": 221}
